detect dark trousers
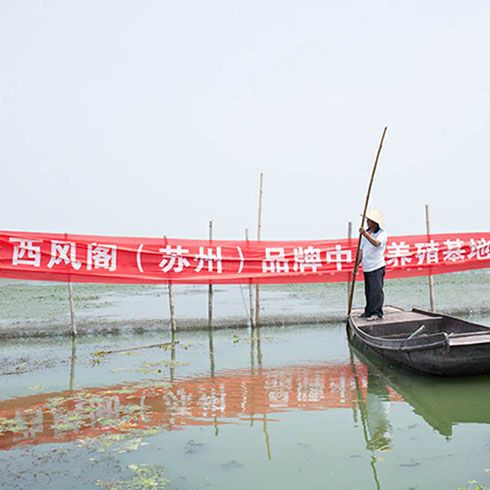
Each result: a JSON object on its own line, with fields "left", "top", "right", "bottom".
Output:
{"left": 363, "top": 266, "right": 385, "bottom": 318}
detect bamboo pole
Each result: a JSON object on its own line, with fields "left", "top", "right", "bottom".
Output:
{"left": 208, "top": 220, "right": 213, "bottom": 328}
{"left": 168, "top": 283, "right": 176, "bottom": 333}
{"left": 245, "top": 228, "right": 255, "bottom": 327}
{"left": 425, "top": 204, "right": 436, "bottom": 312}
{"left": 65, "top": 233, "right": 77, "bottom": 337}
{"left": 163, "top": 235, "right": 177, "bottom": 332}
{"left": 254, "top": 173, "right": 264, "bottom": 327}
{"left": 347, "top": 127, "right": 388, "bottom": 317}
{"left": 68, "top": 282, "right": 77, "bottom": 337}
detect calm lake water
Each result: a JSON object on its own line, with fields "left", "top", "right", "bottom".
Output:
{"left": 2, "top": 317, "right": 490, "bottom": 489}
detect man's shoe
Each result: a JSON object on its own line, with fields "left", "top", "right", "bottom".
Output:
{"left": 359, "top": 313, "right": 369, "bottom": 318}
{"left": 366, "top": 315, "right": 383, "bottom": 322}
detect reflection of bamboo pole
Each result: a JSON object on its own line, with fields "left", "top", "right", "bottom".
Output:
{"left": 207, "top": 326, "right": 219, "bottom": 436}
{"left": 208, "top": 220, "right": 213, "bottom": 328}
{"left": 208, "top": 327, "right": 215, "bottom": 379}
{"left": 262, "top": 413, "right": 272, "bottom": 461}
{"left": 347, "top": 127, "right": 388, "bottom": 316}
{"left": 69, "top": 337, "right": 77, "bottom": 391}
{"left": 169, "top": 329, "right": 176, "bottom": 383}
{"left": 254, "top": 173, "right": 264, "bottom": 327}
{"left": 256, "top": 326, "right": 263, "bottom": 370}
{"left": 245, "top": 228, "right": 255, "bottom": 327}
{"left": 425, "top": 205, "right": 436, "bottom": 312}
{"left": 249, "top": 328, "right": 256, "bottom": 427}
{"left": 348, "top": 347, "right": 381, "bottom": 490}
{"left": 255, "top": 327, "right": 271, "bottom": 460}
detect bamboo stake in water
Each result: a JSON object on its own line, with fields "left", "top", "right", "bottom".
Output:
{"left": 65, "top": 233, "right": 77, "bottom": 337}
{"left": 245, "top": 228, "right": 255, "bottom": 327}
{"left": 208, "top": 220, "right": 213, "bottom": 328}
{"left": 347, "top": 127, "right": 388, "bottom": 317}
{"left": 255, "top": 173, "right": 264, "bottom": 327}
{"left": 163, "top": 236, "right": 177, "bottom": 332}
{"left": 68, "top": 281, "right": 77, "bottom": 337}
{"left": 425, "top": 204, "right": 436, "bottom": 312}
{"left": 168, "top": 283, "right": 176, "bottom": 333}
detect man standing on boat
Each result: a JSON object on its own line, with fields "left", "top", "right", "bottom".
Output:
{"left": 359, "top": 210, "right": 387, "bottom": 320}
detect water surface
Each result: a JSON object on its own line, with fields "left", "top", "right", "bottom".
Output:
{"left": 2, "top": 319, "right": 490, "bottom": 489}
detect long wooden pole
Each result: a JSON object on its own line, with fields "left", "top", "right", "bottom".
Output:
{"left": 68, "top": 282, "right": 77, "bottom": 337}
{"left": 65, "top": 233, "right": 77, "bottom": 337}
{"left": 347, "top": 127, "right": 388, "bottom": 317}
{"left": 254, "top": 173, "right": 264, "bottom": 327}
{"left": 208, "top": 220, "right": 213, "bottom": 328}
{"left": 164, "top": 235, "right": 177, "bottom": 333}
{"left": 168, "top": 283, "right": 176, "bottom": 333}
{"left": 425, "top": 204, "right": 436, "bottom": 312}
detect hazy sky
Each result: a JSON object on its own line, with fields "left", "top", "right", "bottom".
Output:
{"left": 1, "top": 1, "right": 489, "bottom": 240}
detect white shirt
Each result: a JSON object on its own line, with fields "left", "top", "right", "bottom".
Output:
{"left": 360, "top": 228, "right": 388, "bottom": 273}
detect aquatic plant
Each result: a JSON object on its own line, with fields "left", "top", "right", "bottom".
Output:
{"left": 95, "top": 463, "right": 167, "bottom": 489}
{"left": 0, "top": 416, "right": 27, "bottom": 435}
{"left": 457, "top": 480, "right": 490, "bottom": 490}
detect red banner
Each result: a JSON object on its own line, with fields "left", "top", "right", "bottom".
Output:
{"left": 0, "top": 230, "right": 489, "bottom": 284}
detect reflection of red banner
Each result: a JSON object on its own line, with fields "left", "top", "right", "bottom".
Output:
{"left": 0, "top": 230, "right": 489, "bottom": 284}
{"left": 0, "top": 363, "right": 404, "bottom": 450}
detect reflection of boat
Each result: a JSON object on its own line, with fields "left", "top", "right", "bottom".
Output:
{"left": 351, "top": 343, "right": 490, "bottom": 437}
{"left": 348, "top": 306, "right": 490, "bottom": 376}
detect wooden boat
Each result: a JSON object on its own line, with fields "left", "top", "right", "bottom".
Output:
{"left": 347, "top": 306, "right": 490, "bottom": 376}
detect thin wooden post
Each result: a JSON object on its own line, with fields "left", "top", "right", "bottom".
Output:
{"left": 168, "top": 283, "right": 176, "bottom": 333}
{"left": 245, "top": 228, "right": 255, "bottom": 327}
{"left": 425, "top": 204, "right": 436, "bottom": 312}
{"left": 68, "top": 282, "right": 77, "bottom": 337}
{"left": 65, "top": 233, "right": 77, "bottom": 337}
{"left": 208, "top": 220, "right": 213, "bottom": 328}
{"left": 254, "top": 173, "right": 264, "bottom": 327}
{"left": 347, "top": 127, "right": 388, "bottom": 317}
{"left": 164, "top": 235, "right": 177, "bottom": 332}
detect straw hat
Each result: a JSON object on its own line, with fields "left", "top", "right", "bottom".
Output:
{"left": 363, "top": 209, "right": 385, "bottom": 228}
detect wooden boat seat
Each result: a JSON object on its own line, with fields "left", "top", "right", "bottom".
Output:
{"left": 449, "top": 331, "right": 490, "bottom": 346}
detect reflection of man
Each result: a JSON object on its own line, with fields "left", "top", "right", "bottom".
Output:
{"left": 359, "top": 210, "right": 388, "bottom": 320}
{"left": 365, "top": 370, "right": 392, "bottom": 452}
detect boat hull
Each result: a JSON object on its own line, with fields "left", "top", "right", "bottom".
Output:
{"left": 348, "top": 308, "right": 490, "bottom": 376}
